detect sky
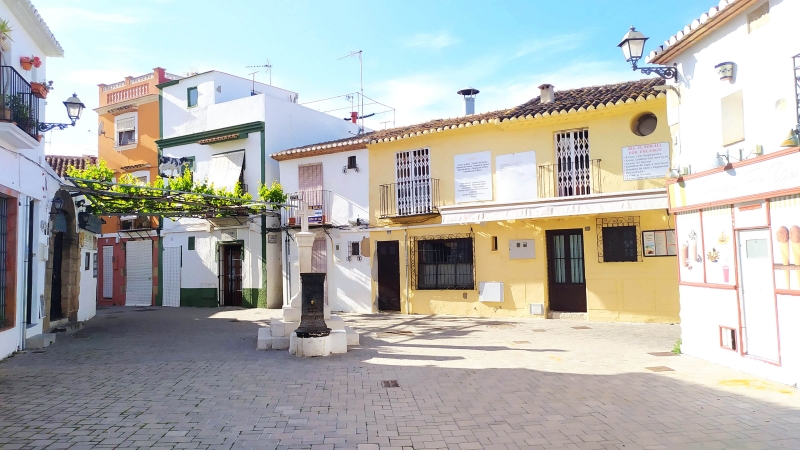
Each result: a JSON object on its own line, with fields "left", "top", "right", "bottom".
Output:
{"left": 35, "top": 0, "right": 711, "bottom": 157}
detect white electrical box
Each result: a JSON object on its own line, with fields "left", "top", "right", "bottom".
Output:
{"left": 479, "top": 282, "right": 504, "bottom": 302}
{"left": 509, "top": 239, "right": 535, "bottom": 259}
{"left": 529, "top": 303, "right": 544, "bottom": 315}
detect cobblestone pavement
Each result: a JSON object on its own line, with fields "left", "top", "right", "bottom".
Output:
{"left": 1, "top": 306, "right": 798, "bottom": 450}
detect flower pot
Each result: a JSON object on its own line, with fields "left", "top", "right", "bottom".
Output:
{"left": 0, "top": 37, "right": 10, "bottom": 52}
{"left": 31, "top": 82, "right": 48, "bottom": 99}
{"left": 0, "top": 108, "right": 10, "bottom": 122}
{"left": 20, "top": 60, "right": 32, "bottom": 71}
{"left": 714, "top": 62, "right": 735, "bottom": 81}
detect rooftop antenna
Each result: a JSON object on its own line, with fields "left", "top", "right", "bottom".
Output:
{"left": 380, "top": 120, "right": 391, "bottom": 130}
{"left": 246, "top": 60, "right": 272, "bottom": 85}
{"left": 338, "top": 50, "right": 363, "bottom": 129}
{"left": 247, "top": 71, "right": 259, "bottom": 96}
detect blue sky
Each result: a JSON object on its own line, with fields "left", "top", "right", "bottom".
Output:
{"left": 37, "top": 0, "right": 710, "bottom": 156}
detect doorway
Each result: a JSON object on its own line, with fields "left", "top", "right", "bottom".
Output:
{"left": 49, "top": 231, "right": 64, "bottom": 320}
{"left": 220, "top": 244, "right": 243, "bottom": 307}
{"left": 737, "top": 229, "right": 779, "bottom": 361}
{"left": 162, "top": 247, "right": 181, "bottom": 307}
{"left": 377, "top": 240, "right": 401, "bottom": 311}
{"left": 546, "top": 229, "right": 587, "bottom": 312}
{"left": 125, "top": 240, "right": 153, "bottom": 306}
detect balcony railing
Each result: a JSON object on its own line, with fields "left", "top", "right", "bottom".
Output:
{"left": 538, "top": 159, "right": 602, "bottom": 199}
{"left": 380, "top": 178, "right": 441, "bottom": 218}
{"left": 282, "top": 190, "right": 334, "bottom": 226}
{"left": 107, "top": 84, "right": 150, "bottom": 104}
{"left": 0, "top": 66, "right": 40, "bottom": 140}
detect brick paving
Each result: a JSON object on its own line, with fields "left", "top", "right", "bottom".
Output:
{"left": 0, "top": 306, "right": 798, "bottom": 450}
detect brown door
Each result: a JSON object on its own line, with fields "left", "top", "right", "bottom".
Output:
{"left": 377, "top": 241, "right": 401, "bottom": 311}
{"left": 221, "top": 244, "right": 243, "bottom": 307}
{"left": 546, "top": 229, "right": 587, "bottom": 312}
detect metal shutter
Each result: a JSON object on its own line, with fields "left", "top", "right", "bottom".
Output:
{"left": 125, "top": 240, "right": 152, "bottom": 306}
{"left": 162, "top": 247, "right": 181, "bottom": 307}
{"left": 102, "top": 246, "right": 113, "bottom": 298}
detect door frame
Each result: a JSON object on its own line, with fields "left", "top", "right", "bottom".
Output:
{"left": 376, "top": 240, "right": 401, "bottom": 312}
{"left": 217, "top": 241, "right": 244, "bottom": 307}
{"left": 545, "top": 228, "right": 588, "bottom": 313}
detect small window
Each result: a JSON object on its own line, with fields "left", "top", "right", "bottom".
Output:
{"left": 347, "top": 155, "right": 357, "bottom": 169}
{"left": 85, "top": 252, "right": 91, "bottom": 270}
{"left": 602, "top": 226, "right": 638, "bottom": 262}
{"left": 747, "top": 3, "right": 769, "bottom": 33}
{"left": 187, "top": 87, "right": 198, "bottom": 107}
{"left": 491, "top": 236, "right": 498, "bottom": 252}
{"left": 721, "top": 90, "right": 745, "bottom": 146}
{"left": 115, "top": 114, "right": 136, "bottom": 147}
{"left": 721, "top": 326, "right": 737, "bottom": 351}
{"left": 417, "top": 238, "right": 474, "bottom": 290}
{"left": 632, "top": 113, "right": 657, "bottom": 136}
{"left": 188, "top": 236, "right": 196, "bottom": 251}
{"left": 347, "top": 241, "right": 361, "bottom": 261}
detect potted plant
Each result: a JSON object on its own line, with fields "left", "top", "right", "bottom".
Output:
{"left": 0, "top": 19, "right": 13, "bottom": 52}
{"left": 8, "top": 95, "right": 33, "bottom": 134}
{"left": 19, "top": 55, "right": 41, "bottom": 71}
{"left": 30, "top": 80, "right": 51, "bottom": 99}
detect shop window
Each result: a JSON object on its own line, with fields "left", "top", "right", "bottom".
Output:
{"left": 597, "top": 217, "right": 641, "bottom": 263}
{"left": 415, "top": 236, "right": 474, "bottom": 290}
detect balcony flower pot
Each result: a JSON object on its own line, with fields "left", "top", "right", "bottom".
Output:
{"left": 19, "top": 60, "right": 31, "bottom": 71}
{"left": 0, "top": 108, "right": 10, "bottom": 122}
{"left": 30, "top": 82, "right": 48, "bottom": 99}
{"left": 19, "top": 55, "right": 40, "bottom": 72}
{"left": 0, "top": 36, "right": 10, "bottom": 53}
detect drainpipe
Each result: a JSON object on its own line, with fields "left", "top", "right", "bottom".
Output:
{"left": 404, "top": 228, "right": 410, "bottom": 315}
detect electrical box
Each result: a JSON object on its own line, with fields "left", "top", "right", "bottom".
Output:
{"left": 509, "top": 239, "right": 535, "bottom": 259}
{"left": 529, "top": 303, "right": 544, "bottom": 315}
{"left": 479, "top": 282, "right": 504, "bottom": 302}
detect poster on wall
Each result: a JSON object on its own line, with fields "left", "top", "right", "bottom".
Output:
{"left": 701, "top": 206, "right": 734, "bottom": 285}
{"left": 621, "top": 142, "right": 670, "bottom": 181}
{"left": 454, "top": 151, "right": 492, "bottom": 203}
{"left": 770, "top": 194, "right": 800, "bottom": 291}
{"left": 676, "top": 210, "right": 704, "bottom": 283}
{"left": 642, "top": 230, "right": 676, "bottom": 256}
{"left": 496, "top": 151, "right": 537, "bottom": 202}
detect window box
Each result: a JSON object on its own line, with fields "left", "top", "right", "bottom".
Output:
{"left": 30, "top": 82, "right": 48, "bottom": 99}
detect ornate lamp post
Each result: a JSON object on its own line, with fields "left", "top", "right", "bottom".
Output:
{"left": 618, "top": 27, "right": 678, "bottom": 80}
{"left": 39, "top": 93, "right": 85, "bottom": 132}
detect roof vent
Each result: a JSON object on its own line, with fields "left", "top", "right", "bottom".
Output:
{"left": 539, "top": 84, "right": 555, "bottom": 104}
{"left": 457, "top": 87, "right": 480, "bottom": 116}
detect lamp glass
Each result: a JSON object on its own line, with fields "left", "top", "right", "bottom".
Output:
{"left": 618, "top": 27, "right": 648, "bottom": 63}
{"left": 63, "top": 93, "right": 85, "bottom": 122}
{"left": 52, "top": 197, "right": 64, "bottom": 211}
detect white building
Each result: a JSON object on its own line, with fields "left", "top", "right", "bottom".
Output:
{"left": 271, "top": 136, "right": 372, "bottom": 313}
{"left": 647, "top": 0, "right": 800, "bottom": 386}
{"left": 157, "top": 71, "right": 360, "bottom": 308}
{"left": 0, "top": 0, "right": 69, "bottom": 358}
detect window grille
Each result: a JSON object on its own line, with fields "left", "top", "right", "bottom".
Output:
{"left": 596, "top": 217, "right": 641, "bottom": 262}
{"left": 395, "top": 148, "right": 433, "bottom": 215}
{"left": 0, "top": 197, "right": 7, "bottom": 327}
{"left": 554, "top": 129, "right": 591, "bottom": 196}
{"left": 347, "top": 241, "right": 362, "bottom": 262}
{"left": 412, "top": 234, "right": 475, "bottom": 290}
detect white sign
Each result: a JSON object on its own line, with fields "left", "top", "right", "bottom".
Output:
{"left": 622, "top": 142, "right": 670, "bottom": 180}
{"left": 496, "top": 151, "right": 537, "bottom": 202}
{"left": 454, "top": 151, "right": 492, "bottom": 203}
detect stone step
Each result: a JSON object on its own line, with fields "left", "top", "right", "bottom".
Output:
{"left": 269, "top": 318, "right": 299, "bottom": 337}
{"left": 256, "top": 328, "right": 291, "bottom": 350}
{"left": 548, "top": 311, "right": 588, "bottom": 320}
{"left": 345, "top": 326, "right": 359, "bottom": 346}
{"left": 26, "top": 333, "right": 56, "bottom": 349}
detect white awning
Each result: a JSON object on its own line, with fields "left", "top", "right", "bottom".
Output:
{"left": 206, "top": 151, "right": 245, "bottom": 191}
{"left": 439, "top": 189, "right": 668, "bottom": 224}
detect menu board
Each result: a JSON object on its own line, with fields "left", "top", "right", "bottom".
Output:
{"left": 454, "top": 151, "right": 492, "bottom": 203}
{"left": 770, "top": 194, "right": 800, "bottom": 291}
{"left": 642, "top": 230, "right": 676, "bottom": 257}
{"left": 622, "top": 142, "right": 671, "bottom": 181}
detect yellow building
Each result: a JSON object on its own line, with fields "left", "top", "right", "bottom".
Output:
{"left": 362, "top": 79, "right": 678, "bottom": 322}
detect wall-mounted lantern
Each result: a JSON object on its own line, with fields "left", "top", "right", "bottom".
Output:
{"left": 617, "top": 26, "right": 678, "bottom": 80}
{"left": 714, "top": 62, "right": 735, "bottom": 82}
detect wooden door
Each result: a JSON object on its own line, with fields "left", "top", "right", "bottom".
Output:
{"left": 546, "top": 229, "right": 587, "bottom": 312}
{"left": 50, "top": 232, "right": 64, "bottom": 319}
{"left": 221, "top": 245, "right": 243, "bottom": 307}
{"left": 377, "top": 241, "right": 401, "bottom": 311}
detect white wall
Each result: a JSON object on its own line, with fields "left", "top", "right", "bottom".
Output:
{"left": 329, "top": 229, "right": 372, "bottom": 313}
{"left": 666, "top": 0, "right": 799, "bottom": 172}
{"left": 77, "top": 248, "right": 97, "bottom": 322}
{"left": 278, "top": 148, "right": 370, "bottom": 226}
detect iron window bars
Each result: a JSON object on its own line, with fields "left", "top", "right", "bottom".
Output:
{"left": 411, "top": 233, "right": 475, "bottom": 290}
{"left": 596, "top": 216, "right": 642, "bottom": 262}
{"left": 346, "top": 241, "right": 362, "bottom": 262}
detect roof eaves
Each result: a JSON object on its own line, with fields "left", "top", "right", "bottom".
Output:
{"left": 7, "top": 0, "right": 64, "bottom": 57}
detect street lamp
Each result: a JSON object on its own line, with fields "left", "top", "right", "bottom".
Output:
{"left": 38, "top": 93, "right": 85, "bottom": 132}
{"left": 618, "top": 26, "right": 678, "bottom": 80}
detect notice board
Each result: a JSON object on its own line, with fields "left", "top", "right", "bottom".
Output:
{"left": 622, "top": 142, "right": 670, "bottom": 180}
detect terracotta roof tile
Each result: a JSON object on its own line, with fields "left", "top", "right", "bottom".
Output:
{"left": 272, "top": 78, "right": 665, "bottom": 161}
{"left": 45, "top": 155, "right": 97, "bottom": 178}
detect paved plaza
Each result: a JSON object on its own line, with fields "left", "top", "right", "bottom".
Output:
{"left": 0, "top": 306, "right": 798, "bottom": 450}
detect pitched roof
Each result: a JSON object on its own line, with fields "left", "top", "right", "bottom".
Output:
{"left": 271, "top": 78, "right": 665, "bottom": 161}
{"left": 646, "top": 0, "right": 757, "bottom": 64}
{"left": 45, "top": 155, "right": 97, "bottom": 178}
{"left": 8, "top": 0, "right": 64, "bottom": 57}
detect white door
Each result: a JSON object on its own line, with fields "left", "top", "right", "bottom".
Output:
{"left": 162, "top": 247, "right": 181, "bottom": 307}
{"left": 125, "top": 240, "right": 152, "bottom": 306}
{"left": 738, "top": 229, "right": 779, "bottom": 361}
{"left": 102, "top": 246, "right": 114, "bottom": 299}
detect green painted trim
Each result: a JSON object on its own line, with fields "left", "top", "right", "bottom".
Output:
{"left": 198, "top": 133, "right": 248, "bottom": 145}
{"left": 187, "top": 86, "right": 198, "bottom": 108}
{"left": 211, "top": 148, "right": 246, "bottom": 156}
{"left": 156, "top": 121, "right": 265, "bottom": 149}
{"left": 260, "top": 130, "right": 267, "bottom": 309}
{"left": 242, "top": 288, "right": 261, "bottom": 309}
{"left": 180, "top": 288, "right": 218, "bottom": 307}
{"left": 156, "top": 79, "right": 180, "bottom": 89}
{"left": 158, "top": 89, "right": 163, "bottom": 140}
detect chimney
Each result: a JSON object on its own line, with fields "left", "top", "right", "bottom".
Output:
{"left": 457, "top": 88, "right": 480, "bottom": 116}
{"left": 539, "top": 84, "right": 555, "bottom": 104}
{"left": 351, "top": 111, "right": 358, "bottom": 124}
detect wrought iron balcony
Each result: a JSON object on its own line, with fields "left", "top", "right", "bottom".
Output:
{"left": 0, "top": 66, "right": 40, "bottom": 141}
{"left": 380, "top": 178, "right": 441, "bottom": 219}
{"left": 537, "top": 159, "right": 602, "bottom": 198}
{"left": 282, "top": 190, "right": 333, "bottom": 227}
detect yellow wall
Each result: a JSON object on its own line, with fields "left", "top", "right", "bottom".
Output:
{"left": 97, "top": 100, "right": 160, "bottom": 234}
{"left": 367, "top": 96, "right": 679, "bottom": 321}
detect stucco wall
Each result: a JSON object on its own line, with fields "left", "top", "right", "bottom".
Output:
{"left": 77, "top": 248, "right": 97, "bottom": 322}
{"left": 665, "top": 0, "right": 799, "bottom": 172}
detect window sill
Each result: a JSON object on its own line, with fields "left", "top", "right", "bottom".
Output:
{"left": 115, "top": 143, "right": 137, "bottom": 151}
{"left": 0, "top": 324, "right": 15, "bottom": 333}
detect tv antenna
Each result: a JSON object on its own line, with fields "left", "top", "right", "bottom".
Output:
{"left": 246, "top": 60, "right": 272, "bottom": 85}
{"left": 247, "top": 71, "right": 260, "bottom": 95}
{"left": 338, "top": 50, "right": 363, "bottom": 129}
